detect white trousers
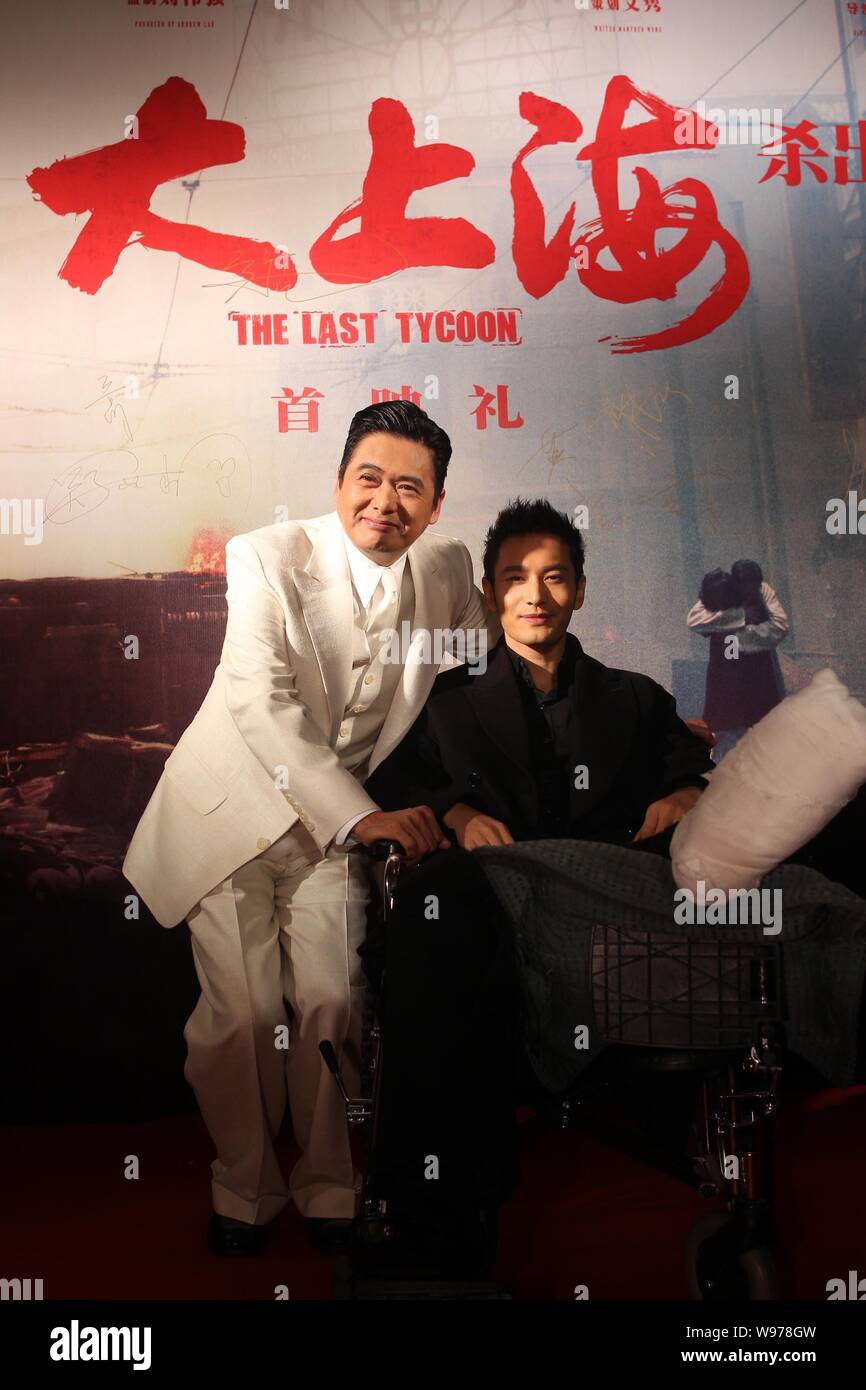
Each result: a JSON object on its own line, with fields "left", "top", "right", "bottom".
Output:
{"left": 183, "top": 823, "right": 371, "bottom": 1224}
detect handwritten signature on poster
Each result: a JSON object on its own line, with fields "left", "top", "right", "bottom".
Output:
{"left": 583, "top": 383, "right": 691, "bottom": 456}
{"left": 85, "top": 374, "right": 135, "bottom": 444}
{"left": 44, "top": 434, "right": 251, "bottom": 525}
{"left": 525, "top": 381, "right": 690, "bottom": 487}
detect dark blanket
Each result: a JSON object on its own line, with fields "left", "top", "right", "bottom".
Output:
{"left": 473, "top": 839, "right": 866, "bottom": 1092}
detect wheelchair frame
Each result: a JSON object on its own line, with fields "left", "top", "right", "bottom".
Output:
{"left": 321, "top": 840, "right": 787, "bottom": 1300}
{"left": 319, "top": 840, "right": 399, "bottom": 1235}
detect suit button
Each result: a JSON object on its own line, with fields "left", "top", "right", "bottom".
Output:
{"left": 363, "top": 674, "right": 374, "bottom": 685}
{"left": 339, "top": 726, "right": 348, "bottom": 738}
{"left": 468, "top": 772, "right": 482, "bottom": 790}
{"left": 256, "top": 837, "right": 271, "bottom": 850}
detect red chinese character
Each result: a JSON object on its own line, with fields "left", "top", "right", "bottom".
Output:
{"left": 835, "top": 121, "right": 866, "bottom": 184}
{"left": 309, "top": 97, "right": 495, "bottom": 283}
{"left": 273, "top": 387, "right": 324, "bottom": 433}
{"left": 644, "top": 0, "right": 661, "bottom": 11}
{"left": 575, "top": 76, "right": 750, "bottom": 352}
{"left": 757, "top": 120, "right": 828, "bottom": 185}
{"left": 511, "top": 93, "right": 584, "bottom": 298}
{"left": 27, "top": 77, "right": 297, "bottom": 295}
{"left": 848, "top": 2, "right": 857, "bottom": 14}
{"left": 470, "top": 385, "right": 524, "bottom": 431}
{"left": 372, "top": 386, "right": 422, "bottom": 407}
{"left": 625, "top": 0, "right": 640, "bottom": 9}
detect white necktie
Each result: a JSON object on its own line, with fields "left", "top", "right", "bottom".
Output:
{"left": 365, "top": 563, "right": 399, "bottom": 632}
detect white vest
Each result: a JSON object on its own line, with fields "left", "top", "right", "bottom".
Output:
{"left": 336, "top": 562, "right": 416, "bottom": 782}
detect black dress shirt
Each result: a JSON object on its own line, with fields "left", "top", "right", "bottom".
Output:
{"left": 507, "top": 642, "right": 577, "bottom": 837}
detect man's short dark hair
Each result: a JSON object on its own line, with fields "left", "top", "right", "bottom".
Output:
{"left": 483, "top": 498, "right": 585, "bottom": 585}
{"left": 337, "top": 400, "right": 451, "bottom": 502}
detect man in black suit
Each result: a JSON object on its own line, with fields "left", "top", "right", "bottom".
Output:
{"left": 357, "top": 498, "right": 715, "bottom": 1277}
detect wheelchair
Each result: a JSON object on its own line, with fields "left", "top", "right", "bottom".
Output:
{"left": 321, "top": 840, "right": 787, "bottom": 1300}
{"left": 558, "top": 927, "right": 786, "bottom": 1300}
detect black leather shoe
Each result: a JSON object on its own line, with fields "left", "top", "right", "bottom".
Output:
{"left": 307, "top": 1217, "right": 356, "bottom": 1254}
{"left": 207, "top": 1212, "right": 270, "bottom": 1256}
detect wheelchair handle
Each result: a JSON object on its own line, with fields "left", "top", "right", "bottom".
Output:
{"left": 368, "top": 839, "right": 405, "bottom": 860}
{"left": 367, "top": 840, "right": 404, "bottom": 917}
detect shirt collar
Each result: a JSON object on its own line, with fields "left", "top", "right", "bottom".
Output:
{"left": 507, "top": 633, "right": 580, "bottom": 701}
{"left": 342, "top": 530, "right": 408, "bottom": 609}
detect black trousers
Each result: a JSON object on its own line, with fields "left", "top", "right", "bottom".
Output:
{"left": 366, "top": 846, "right": 520, "bottom": 1230}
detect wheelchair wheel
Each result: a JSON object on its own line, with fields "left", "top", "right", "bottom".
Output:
{"left": 685, "top": 1212, "right": 781, "bottom": 1301}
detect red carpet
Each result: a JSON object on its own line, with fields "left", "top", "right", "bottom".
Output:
{"left": 4, "top": 1081, "right": 865, "bottom": 1301}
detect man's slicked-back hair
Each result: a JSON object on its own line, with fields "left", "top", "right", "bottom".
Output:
{"left": 337, "top": 400, "right": 452, "bottom": 502}
{"left": 483, "top": 497, "right": 585, "bottom": 585}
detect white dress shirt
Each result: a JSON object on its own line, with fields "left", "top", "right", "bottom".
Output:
{"left": 343, "top": 530, "right": 408, "bottom": 610}
{"left": 332, "top": 533, "right": 411, "bottom": 847}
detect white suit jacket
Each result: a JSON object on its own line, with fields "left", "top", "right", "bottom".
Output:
{"left": 123, "top": 512, "right": 495, "bottom": 927}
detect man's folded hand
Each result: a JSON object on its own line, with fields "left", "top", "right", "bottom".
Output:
{"left": 684, "top": 718, "right": 716, "bottom": 748}
{"left": 352, "top": 807, "right": 450, "bottom": 862}
{"left": 632, "top": 785, "right": 704, "bottom": 843}
{"left": 443, "top": 802, "right": 514, "bottom": 851}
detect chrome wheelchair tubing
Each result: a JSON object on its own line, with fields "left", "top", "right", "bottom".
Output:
{"left": 317, "top": 1041, "right": 372, "bottom": 1127}
{"left": 320, "top": 839, "right": 406, "bottom": 1216}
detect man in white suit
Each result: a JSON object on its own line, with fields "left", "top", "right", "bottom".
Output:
{"left": 123, "top": 401, "right": 495, "bottom": 1255}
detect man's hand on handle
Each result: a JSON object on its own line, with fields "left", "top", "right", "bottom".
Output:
{"left": 352, "top": 807, "right": 449, "bottom": 862}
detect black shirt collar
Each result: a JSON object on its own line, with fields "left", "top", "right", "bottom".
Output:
{"left": 506, "top": 632, "right": 581, "bottom": 702}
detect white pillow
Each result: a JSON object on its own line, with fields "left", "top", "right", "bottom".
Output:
{"left": 671, "top": 668, "right": 866, "bottom": 892}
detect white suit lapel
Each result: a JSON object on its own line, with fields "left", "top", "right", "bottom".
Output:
{"left": 291, "top": 513, "right": 353, "bottom": 741}
{"left": 368, "top": 535, "right": 442, "bottom": 775}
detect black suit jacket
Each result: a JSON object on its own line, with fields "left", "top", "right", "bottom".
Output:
{"left": 366, "top": 635, "right": 714, "bottom": 846}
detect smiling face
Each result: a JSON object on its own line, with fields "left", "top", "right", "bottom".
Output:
{"left": 483, "top": 532, "right": 586, "bottom": 655}
{"left": 335, "top": 431, "right": 444, "bottom": 561}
